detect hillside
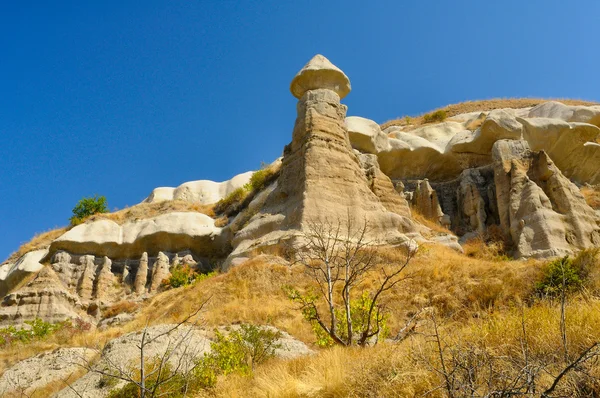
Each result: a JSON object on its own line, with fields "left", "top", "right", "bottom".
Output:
{"left": 1, "top": 54, "right": 599, "bottom": 397}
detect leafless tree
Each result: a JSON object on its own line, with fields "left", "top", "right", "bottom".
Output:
{"left": 287, "top": 215, "right": 417, "bottom": 346}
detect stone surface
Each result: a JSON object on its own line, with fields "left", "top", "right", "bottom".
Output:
{"left": 149, "top": 251, "right": 170, "bottom": 292}
{"left": 134, "top": 252, "right": 148, "bottom": 294}
{"left": 57, "top": 324, "right": 311, "bottom": 398}
{"left": 228, "top": 55, "right": 417, "bottom": 264}
{"left": 412, "top": 180, "right": 444, "bottom": 223}
{"left": 346, "top": 116, "right": 390, "bottom": 154}
{"left": 0, "top": 267, "right": 83, "bottom": 325}
{"left": 48, "top": 212, "right": 228, "bottom": 260}
{"left": 0, "top": 347, "right": 94, "bottom": 396}
{"left": 0, "top": 249, "right": 47, "bottom": 298}
{"left": 143, "top": 170, "right": 254, "bottom": 204}
{"left": 519, "top": 117, "right": 600, "bottom": 184}
{"left": 290, "top": 54, "right": 351, "bottom": 99}
{"left": 492, "top": 140, "right": 600, "bottom": 258}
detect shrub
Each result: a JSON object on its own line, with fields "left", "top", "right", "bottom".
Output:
{"left": 0, "top": 318, "right": 66, "bottom": 347}
{"left": 535, "top": 256, "right": 582, "bottom": 297}
{"left": 203, "top": 324, "right": 282, "bottom": 376}
{"left": 164, "top": 266, "right": 216, "bottom": 289}
{"left": 216, "top": 164, "right": 278, "bottom": 215}
{"left": 423, "top": 109, "right": 447, "bottom": 124}
{"left": 70, "top": 194, "right": 108, "bottom": 225}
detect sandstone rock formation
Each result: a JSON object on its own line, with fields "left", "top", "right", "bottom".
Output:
{"left": 411, "top": 179, "right": 445, "bottom": 224}
{"left": 149, "top": 251, "right": 170, "bottom": 292}
{"left": 47, "top": 212, "right": 228, "bottom": 260}
{"left": 133, "top": 252, "right": 149, "bottom": 294}
{"left": 0, "top": 249, "right": 46, "bottom": 297}
{"left": 493, "top": 140, "right": 600, "bottom": 258}
{"left": 0, "top": 266, "right": 83, "bottom": 324}
{"left": 228, "top": 54, "right": 418, "bottom": 263}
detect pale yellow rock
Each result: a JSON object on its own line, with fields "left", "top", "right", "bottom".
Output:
{"left": 290, "top": 54, "right": 351, "bottom": 99}
{"left": 48, "top": 212, "right": 228, "bottom": 260}
{"left": 134, "top": 252, "right": 148, "bottom": 294}
{"left": 492, "top": 140, "right": 600, "bottom": 258}
{"left": 149, "top": 252, "right": 170, "bottom": 292}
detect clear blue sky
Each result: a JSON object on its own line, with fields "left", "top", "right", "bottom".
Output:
{"left": 1, "top": 0, "right": 599, "bottom": 260}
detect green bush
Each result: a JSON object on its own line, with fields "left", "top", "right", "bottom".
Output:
{"left": 163, "top": 266, "right": 216, "bottom": 289}
{"left": 204, "top": 324, "right": 282, "bottom": 374}
{"left": 285, "top": 287, "right": 389, "bottom": 347}
{"left": 70, "top": 194, "right": 108, "bottom": 225}
{"left": 106, "top": 324, "right": 281, "bottom": 397}
{"left": 216, "top": 165, "right": 278, "bottom": 215}
{"left": 423, "top": 109, "right": 447, "bottom": 124}
{"left": 0, "top": 318, "right": 66, "bottom": 347}
{"left": 535, "top": 256, "right": 582, "bottom": 297}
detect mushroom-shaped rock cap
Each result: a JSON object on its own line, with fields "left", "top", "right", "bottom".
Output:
{"left": 290, "top": 54, "right": 351, "bottom": 99}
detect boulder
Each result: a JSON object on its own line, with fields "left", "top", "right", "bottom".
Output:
{"left": 346, "top": 116, "right": 390, "bottom": 154}
{"left": 0, "top": 249, "right": 47, "bottom": 297}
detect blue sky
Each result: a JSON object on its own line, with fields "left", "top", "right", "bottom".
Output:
{"left": 1, "top": 0, "right": 599, "bottom": 260}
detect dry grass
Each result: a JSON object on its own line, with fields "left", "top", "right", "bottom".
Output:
{"left": 101, "top": 300, "right": 140, "bottom": 320}
{"left": 0, "top": 245, "right": 586, "bottom": 396}
{"left": 410, "top": 208, "right": 452, "bottom": 235}
{"left": 381, "top": 98, "right": 599, "bottom": 130}
{"left": 198, "top": 297, "right": 600, "bottom": 398}
{"left": 2, "top": 227, "right": 69, "bottom": 265}
{"left": 582, "top": 185, "right": 600, "bottom": 210}
{"left": 88, "top": 200, "right": 216, "bottom": 224}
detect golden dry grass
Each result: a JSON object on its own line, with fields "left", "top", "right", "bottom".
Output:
{"left": 582, "top": 185, "right": 600, "bottom": 210}
{"left": 410, "top": 208, "right": 452, "bottom": 235}
{"left": 381, "top": 98, "right": 599, "bottom": 130}
{"left": 1, "top": 245, "right": 592, "bottom": 397}
{"left": 203, "top": 299, "right": 600, "bottom": 398}
{"left": 3, "top": 227, "right": 69, "bottom": 265}
{"left": 88, "top": 200, "right": 216, "bottom": 224}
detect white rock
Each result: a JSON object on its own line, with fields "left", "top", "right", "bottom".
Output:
{"left": 0, "top": 249, "right": 47, "bottom": 297}
{"left": 346, "top": 116, "right": 390, "bottom": 153}
{"left": 49, "top": 212, "right": 227, "bottom": 259}
{"left": 143, "top": 170, "right": 254, "bottom": 204}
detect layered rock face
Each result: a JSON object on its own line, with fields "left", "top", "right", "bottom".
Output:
{"left": 0, "top": 249, "right": 200, "bottom": 325}
{"left": 493, "top": 140, "right": 600, "bottom": 258}
{"left": 351, "top": 102, "right": 600, "bottom": 183}
{"left": 229, "top": 55, "right": 417, "bottom": 261}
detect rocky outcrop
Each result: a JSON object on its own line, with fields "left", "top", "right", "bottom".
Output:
{"left": 228, "top": 55, "right": 417, "bottom": 263}
{"left": 150, "top": 251, "right": 170, "bottom": 292}
{"left": 56, "top": 324, "right": 312, "bottom": 398}
{"left": 346, "top": 116, "right": 390, "bottom": 154}
{"left": 411, "top": 179, "right": 444, "bottom": 223}
{"left": 519, "top": 118, "right": 600, "bottom": 184}
{"left": 493, "top": 140, "right": 600, "bottom": 258}
{"left": 134, "top": 252, "right": 149, "bottom": 294}
{"left": 47, "top": 212, "right": 228, "bottom": 260}
{"left": 94, "top": 257, "right": 114, "bottom": 300}
{"left": 0, "top": 267, "right": 83, "bottom": 325}
{"left": 0, "top": 249, "right": 46, "bottom": 297}
{"left": 143, "top": 170, "right": 254, "bottom": 204}
{"left": 0, "top": 347, "right": 94, "bottom": 396}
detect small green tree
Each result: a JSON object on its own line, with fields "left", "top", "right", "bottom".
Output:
{"left": 535, "top": 256, "right": 582, "bottom": 297}
{"left": 70, "top": 194, "right": 108, "bottom": 225}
